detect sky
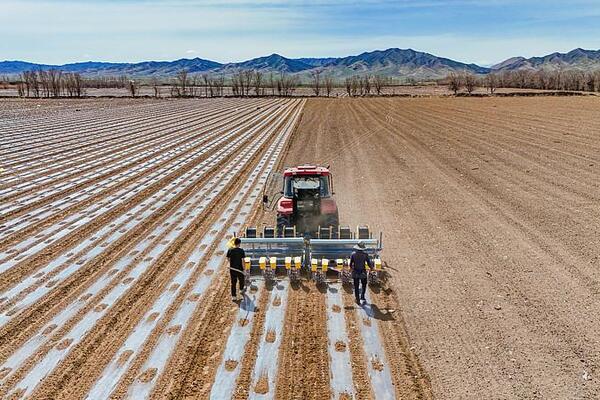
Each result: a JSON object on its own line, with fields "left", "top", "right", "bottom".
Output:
{"left": 2, "top": 0, "right": 600, "bottom": 66}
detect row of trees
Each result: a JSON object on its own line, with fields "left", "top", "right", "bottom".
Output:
{"left": 167, "top": 70, "right": 226, "bottom": 98}
{"left": 343, "top": 75, "right": 390, "bottom": 97}
{"left": 165, "top": 70, "right": 302, "bottom": 98}
{"left": 445, "top": 69, "right": 600, "bottom": 94}
{"left": 17, "top": 70, "right": 85, "bottom": 97}
{"left": 14, "top": 67, "right": 600, "bottom": 98}
{"left": 10, "top": 68, "right": 393, "bottom": 98}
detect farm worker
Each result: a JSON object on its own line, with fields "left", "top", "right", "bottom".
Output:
{"left": 226, "top": 237, "right": 246, "bottom": 302}
{"left": 350, "top": 241, "right": 373, "bottom": 305}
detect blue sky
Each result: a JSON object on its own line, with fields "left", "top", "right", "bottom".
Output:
{"left": 2, "top": 0, "right": 600, "bottom": 66}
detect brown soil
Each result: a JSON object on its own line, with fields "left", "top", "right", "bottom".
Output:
{"left": 4, "top": 96, "right": 599, "bottom": 399}
{"left": 166, "top": 325, "right": 182, "bottom": 335}
{"left": 335, "top": 341, "right": 347, "bottom": 352}
{"left": 371, "top": 357, "right": 384, "bottom": 372}
{"left": 281, "top": 96, "right": 600, "bottom": 399}
{"left": 254, "top": 373, "right": 269, "bottom": 394}
{"left": 274, "top": 282, "right": 331, "bottom": 400}
{"left": 56, "top": 338, "right": 74, "bottom": 350}
{"left": 265, "top": 329, "right": 276, "bottom": 343}
{"left": 138, "top": 368, "right": 157, "bottom": 383}
{"left": 225, "top": 359, "right": 238, "bottom": 371}
{"left": 117, "top": 350, "right": 134, "bottom": 366}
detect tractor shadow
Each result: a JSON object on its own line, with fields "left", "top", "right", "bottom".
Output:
{"left": 289, "top": 279, "right": 328, "bottom": 294}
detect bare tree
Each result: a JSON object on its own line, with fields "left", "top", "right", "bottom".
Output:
{"left": 231, "top": 70, "right": 254, "bottom": 97}
{"left": 373, "top": 74, "right": 387, "bottom": 95}
{"left": 38, "top": 70, "right": 51, "bottom": 97}
{"left": 357, "top": 76, "right": 365, "bottom": 96}
{"left": 202, "top": 74, "right": 212, "bottom": 97}
{"left": 447, "top": 73, "right": 463, "bottom": 95}
{"left": 48, "top": 69, "right": 63, "bottom": 97}
{"left": 242, "top": 70, "right": 253, "bottom": 96}
{"left": 463, "top": 72, "right": 478, "bottom": 94}
{"left": 351, "top": 76, "right": 360, "bottom": 96}
{"left": 150, "top": 77, "right": 160, "bottom": 98}
{"left": 188, "top": 75, "right": 197, "bottom": 97}
{"left": 310, "top": 69, "right": 322, "bottom": 96}
{"left": 344, "top": 77, "right": 352, "bottom": 96}
{"left": 213, "top": 75, "right": 225, "bottom": 96}
{"left": 173, "top": 69, "right": 189, "bottom": 97}
{"left": 267, "top": 73, "right": 275, "bottom": 96}
{"left": 253, "top": 70, "right": 263, "bottom": 96}
{"left": 17, "top": 82, "right": 25, "bottom": 97}
{"left": 70, "top": 73, "right": 85, "bottom": 97}
{"left": 324, "top": 75, "right": 334, "bottom": 97}
{"left": 363, "top": 75, "right": 372, "bottom": 95}
{"left": 275, "top": 73, "right": 299, "bottom": 96}
{"left": 484, "top": 74, "right": 498, "bottom": 94}
{"left": 21, "top": 71, "right": 32, "bottom": 97}
{"left": 231, "top": 72, "right": 241, "bottom": 96}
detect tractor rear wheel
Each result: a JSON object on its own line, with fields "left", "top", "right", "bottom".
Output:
{"left": 325, "top": 212, "right": 339, "bottom": 236}
{"left": 277, "top": 215, "right": 291, "bottom": 237}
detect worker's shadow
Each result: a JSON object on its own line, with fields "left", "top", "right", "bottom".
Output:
{"left": 365, "top": 303, "right": 395, "bottom": 321}
{"left": 239, "top": 296, "right": 258, "bottom": 312}
{"left": 339, "top": 283, "right": 394, "bottom": 321}
{"left": 239, "top": 284, "right": 261, "bottom": 312}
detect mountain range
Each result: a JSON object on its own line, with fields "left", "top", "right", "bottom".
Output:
{"left": 1, "top": 48, "right": 599, "bottom": 81}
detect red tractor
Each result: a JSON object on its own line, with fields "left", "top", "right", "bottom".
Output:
{"left": 270, "top": 165, "right": 339, "bottom": 237}
{"left": 247, "top": 164, "right": 382, "bottom": 283}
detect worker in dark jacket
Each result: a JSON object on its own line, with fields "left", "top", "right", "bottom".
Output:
{"left": 350, "top": 241, "right": 373, "bottom": 304}
{"left": 226, "top": 237, "right": 245, "bottom": 302}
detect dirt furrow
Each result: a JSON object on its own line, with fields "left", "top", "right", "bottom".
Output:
{"left": 274, "top": 281, "right": 331, "bottom": 400}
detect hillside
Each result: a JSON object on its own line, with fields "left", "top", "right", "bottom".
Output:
{"left": 2, "top": 48, "right": 600, "bottom": 81}
{"left": 0, "top": 48, "right": 490, "bottom": 81}
{"left": 492, "top": 48, "right": 600, "bottom": 71}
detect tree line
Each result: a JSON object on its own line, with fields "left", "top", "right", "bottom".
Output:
{"left": 444, "top": 69, "right": 600, "bottom": 94}
{"left": 10, "top": 67, "right": 600, "bottom": 98}
{"left": 9, "top": 68, "right": 393, "bottom": 98}
{"left": 16, "top": 70, "right": 85, "bottom": 97}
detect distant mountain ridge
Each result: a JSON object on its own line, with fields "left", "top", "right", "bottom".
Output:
{"left": 491, "top": 48, "right": 600, "bottom": 72}
{"left": 1, "top": 48, "right": 599, "bottom": 81}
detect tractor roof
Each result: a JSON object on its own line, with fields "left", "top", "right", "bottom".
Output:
{"left": 283, "top": 165, "right": 330, "bottom": 176}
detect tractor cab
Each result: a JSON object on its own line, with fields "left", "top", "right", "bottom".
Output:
{"left": 275, "top": 165, "right": 338, "bottom": 237}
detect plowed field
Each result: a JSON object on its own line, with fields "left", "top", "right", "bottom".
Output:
{"left": 283, "top": 97, "right": 600, "bottom": 399}
{"left": 1, "top": 96, "right": 598, "bottom": 399}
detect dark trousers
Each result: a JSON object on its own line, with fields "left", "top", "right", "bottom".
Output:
{"left": 353, "top": 277, "right": 367, "bottom": 301}
{"left": 230, "top": 269, "right": 245, "bottom": 297}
